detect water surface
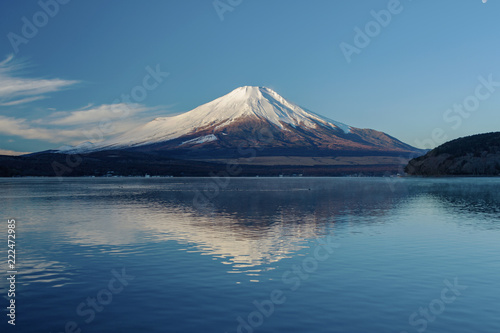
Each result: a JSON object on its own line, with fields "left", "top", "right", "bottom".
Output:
{"left": 1, "top": 177, "right": 499, "bottom": 333}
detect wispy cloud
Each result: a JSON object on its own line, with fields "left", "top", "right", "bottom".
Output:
{"left": 0, "top": 95, "right": 46, "bottom": 106}
{"left": 0, "top": 148, "right": 31, "bottom": 156}
{"left": 0, "top": 55, "right": 173, "bottom": 149}
{"left": 49, "top": 103, "right": 154, "bottom": 126}
{"left": 0, "top": 102, "right": 173, "bottom": 147}
{"left": 0, "top": 54, "right": 79, "bottom": 106}
{"left": 0, "top": 115, "right": 83, "bottom": 143}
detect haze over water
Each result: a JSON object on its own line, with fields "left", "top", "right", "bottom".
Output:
{"left": 1, "top": 177, "right": 499, "bottom": 333}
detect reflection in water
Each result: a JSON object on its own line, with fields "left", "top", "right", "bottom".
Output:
{"left": 408, "top": 178, "right": 500, "bottom": 229}
{"left": 141, "top": 179, "right": 412, "bottom": 272}
{"left": 2, "top": 178, "right": 499, "bottom": 272}
{"left": 16, "top": 258, "right": 78, "bottom": 288}
{"left": 1, "top": 178, "right": 500, "bottom": 333}
{"left": 11, "top": 178, "right": 414, "bottom": 275}
{"left": 0, "top": 177, "right": 412, "bottom": 285}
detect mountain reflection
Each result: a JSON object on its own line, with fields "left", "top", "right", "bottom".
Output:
{"left": 46, "top": 178, "right": 411, "bottom": 274}
{"left": 5, "top": 177, "right": 499, "bottom": 280}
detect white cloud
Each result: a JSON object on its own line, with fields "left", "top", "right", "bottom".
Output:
{"left": 0, "top": 149, "right": 31, "bottom": 156}
{"left": 0, "top": 55, "right": 179, "bottom": 150}
{"left": 49, "top": 103, "right": 153, "bottom": 126}
{"left": 0, "top": 102, "right": 173, "bottom": 147}
{"left": 0, "top": 95, "right": 47, "bottom": 106}
{"left": 0, "top": 54, "right": 78, "bottom": 106}
{"left": 0, "top": 55, "right": 174, "bottom": 150}
{"left": 0, "top": 116, "right": 82, "bottom": 143}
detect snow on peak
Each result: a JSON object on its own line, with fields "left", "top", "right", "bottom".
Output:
{"left": 82, "top": 86, "right": 351, "bottom": 151}
{"left": 180, "top": 134, "right": 218, "bottom": 146}
{"left": 226, "top": 86, "right": 277, "bottom": 100}
{"left": 189, "top": 85, "right": 351, "bottom": 132}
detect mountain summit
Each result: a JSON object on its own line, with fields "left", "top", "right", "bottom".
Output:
{"left": 62, "top": 86, "right": 420, "bottom": 158}
{"left": 81, "top": 86, "right": 353, "bottom": 151}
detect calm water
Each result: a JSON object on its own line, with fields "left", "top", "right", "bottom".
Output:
{"left": 1, "top": 177, "right": 499, "bottom": 333}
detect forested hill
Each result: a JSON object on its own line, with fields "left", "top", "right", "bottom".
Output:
{"left": 405, "top": 132, "right": 500, "bottom": 176}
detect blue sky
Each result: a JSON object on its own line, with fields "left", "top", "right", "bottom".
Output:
{"left": 0, "top": 0, "right": 499, "bottom": 154}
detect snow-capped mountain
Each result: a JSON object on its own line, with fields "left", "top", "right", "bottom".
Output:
{"left": 60, "top": 86, "right": 420, "bottom": 156}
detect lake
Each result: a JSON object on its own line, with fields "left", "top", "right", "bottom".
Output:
{"left": 1, "top": 177, "right": 499, "bottom": 333}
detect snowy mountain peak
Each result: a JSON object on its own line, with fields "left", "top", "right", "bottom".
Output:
{"left": 190, "top": 85, "right": 351, "bottom": 132}
{"left": 60, "top": 86, "right": 352, "bottom": 152}
{"left": 227, "top": 86, "right": 277, "bottom": 99}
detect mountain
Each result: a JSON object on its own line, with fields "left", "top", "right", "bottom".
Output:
{"left": 405, "top": 132, "right": 500, "bottom": 176}
{"left": 59, "top": 86, "right": 422, "bottom": 158}
{"left": 2, "top": 86, "right": 426, "bottom": 177}
{"left": 84, "top": 86, "right": 352, "bottom": 151}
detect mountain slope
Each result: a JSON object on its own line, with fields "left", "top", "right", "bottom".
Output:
{"left": 87, "top": 86, "right": 352, "bottom": 150}
{"left": 405, "top": 132, "right": 500, "bottom": 176}
{"left": 60, "top": 86, "right": 421, "bottom": 157}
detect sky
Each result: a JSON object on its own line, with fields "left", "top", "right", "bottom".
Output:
{"left": 0, "top": 0, "right": 499, "bottom": 154}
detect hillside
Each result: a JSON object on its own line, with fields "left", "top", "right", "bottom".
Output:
{"left": 0, "top": 150, "right": 409, "bottom": 177}
{"left": 405, "top": 132, "right": 500, "bottom": 176}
